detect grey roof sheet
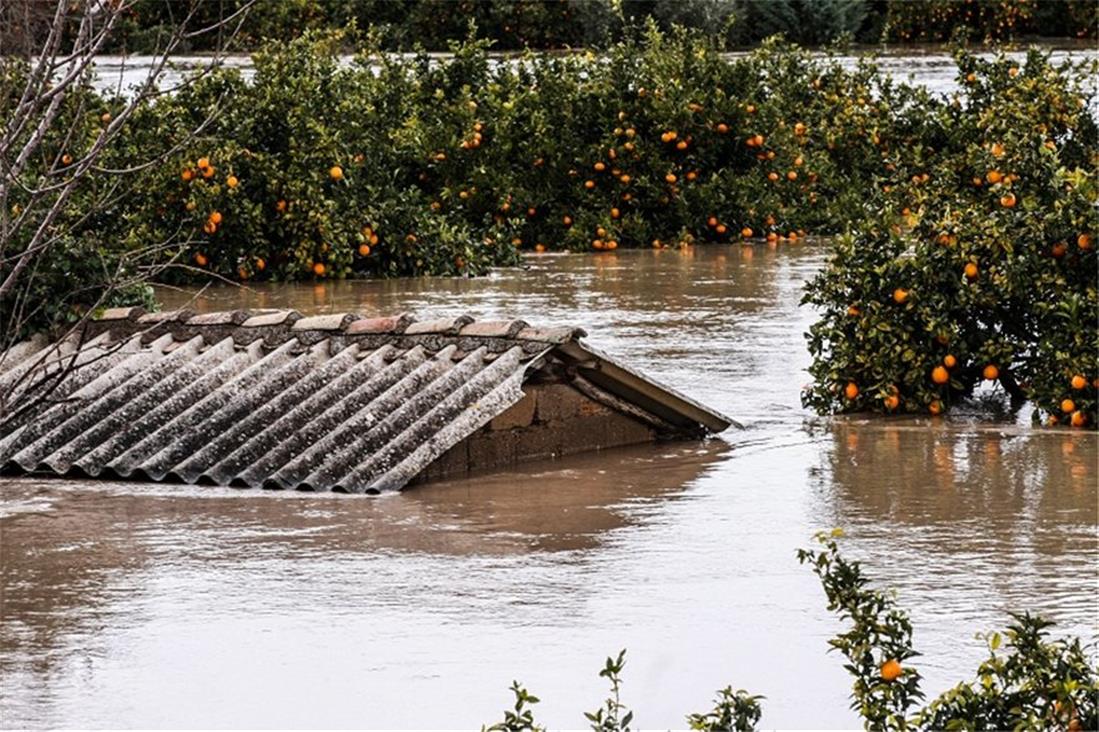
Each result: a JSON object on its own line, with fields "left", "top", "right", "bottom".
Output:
{"left": 0, "top": 308, "right": 731, "bottom": 492}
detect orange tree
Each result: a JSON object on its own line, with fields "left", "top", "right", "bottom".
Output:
{"left": 132, "top": 26, "right": 893, "bottom": 283}
{"left": 802, "top": 49, "right": 1098, "bottom": 427}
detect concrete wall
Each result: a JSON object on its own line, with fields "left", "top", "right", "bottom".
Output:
{"left": 414, "top": 381, "right": 656, "bottom": 483}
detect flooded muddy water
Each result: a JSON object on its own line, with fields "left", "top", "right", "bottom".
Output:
{"left": 89, "top": 46, "right": 1098, "bottom": 101}
{"left": 2, "top": 245, "right": 1096, "bottom": 729}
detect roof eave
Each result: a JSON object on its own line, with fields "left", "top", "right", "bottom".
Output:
{"left": 552, "top": 341, "right": 734, "bottom": 435}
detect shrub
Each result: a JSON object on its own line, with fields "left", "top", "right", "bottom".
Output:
{"left": 799, "top": 531, "right": 1098, "bottom": 731}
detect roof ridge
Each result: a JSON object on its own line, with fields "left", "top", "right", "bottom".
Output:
{"left": 87, "top": 307, "right": 588, "bottom": 347}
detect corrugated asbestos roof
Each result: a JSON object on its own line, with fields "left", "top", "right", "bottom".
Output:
{"left": 0, "top": 307, "right": 731, "bottom": 493}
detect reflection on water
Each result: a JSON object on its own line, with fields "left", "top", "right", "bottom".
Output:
{"left": 2, "top": 246, "right": 1095, "bottom": 729}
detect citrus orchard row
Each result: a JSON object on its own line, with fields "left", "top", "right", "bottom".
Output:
{"left": 3, "top": 27, "right": 1094, "bottom": 425}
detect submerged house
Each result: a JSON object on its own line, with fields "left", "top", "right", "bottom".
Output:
{"left": 0, "top": 308, "right": 730, "bottom": 493}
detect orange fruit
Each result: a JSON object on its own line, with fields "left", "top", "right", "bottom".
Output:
{"left": 202, "top": 166, "right": 215, "bottom": 178}
{"left": 592, "top": 239, "right": 604, "bottom": 249}
{"left": 358, "top": 244, "right": 371, "bottom": 257}
{"left": 881, "top": 659, "right": 903, "bottom": 682}
{"left": 676, "top": 140, "right": 688, "bottom": 151}
{"left": 844, "top": 382, "right": 859, "bottom": 400}
{"left": 584, "top": 180, "right": 595, "bottom": 189}
{"left": 944, "top": 354, "right": 957, "bottom": 368}
{"left": 594, "top": 162, "right": 606, "bottom": 172}
{"left": 61, "top": 154, "right": 73, "bottom": 165}
{"left": 606, "top": 240, "right": 618, "bottom": 250}
{"left": 707, "top": 216, "right": 718, "bottom": 227}
{"left": 990, "top": 142, "right": 1005, "bottom": 157}
{"left": 329, "top": 165, "right": 343, "bottom": 181}
{"left": 893, "top": 288, "right": 909, "bottom": 304}
{"left": 275, "top": 199, "right": 287, "bottom": 212}
{"left": 255, "top": 258, "right": 265, "bottom": 271}
{"left": 1052, "top": 242, "right": 1067, "bottom": 258}
{"left": 563, "top": 215, "right": 573, "bottom": 226}
{"left": 665, "top": 173, "right": 677, "bottom": 184}
{"left": 1071, "top": 374, "right": 1087, "bottom": 390}
{"left": 746, "top": 104, "right": 756, "bottom": 114}
{"left": 983, "top": 364, "right": 1000, "bottom": 381}
{"left": 1061, "top": 399, "right": 1076, "bottom": 414}
{"left": 932, "top": 366, "right": 950, "bottom": 385}
{"left": 787, "top": 170, "right": 797, "bottom": 181}
{"left": 715, "top": 224, "right": 727, "bottom": 235}
{"left": 1000, "top": 192, "right": 1016, "bottom": 208}
{"left": 794, "top": 122, "right": 807, "bottom": 136}
{"left": 847, "top": 305, "right": 860, "bottom": 317}
{"left": 1070, "top": 411, "right": 1087, "bottom": 428}
{"left": 1079, "top": 233, "right": 1093, "bottom": 250}
{"left": 197, "top": 157, "right": 210, "bottom": 169}
{"left": 620, "top": 174, "right": 631, "bottom": 184}
{"left": 185, "top": 200, "right": 196, "bottom": 211}
{"left": 534, "top": 243, "right": 546, "bottom": 253}
{"left": 964, "top": 262, "right": 978, "bottom": 280}
{"left": 768, "top": 172, "right": 779, "bottom": 182}
{"left": 986, "top": 170, "right": 1002, "bottom": 184}
{"left": 209, "top": 211, "right": 223, "bottom": 224}
{"left": 202, "top": 220, "right": 217, "bottom": 234}
{"left": 929, "top": 400, "right": 943, "bottom": 415}
{"left": 883, "top": 394, "right": 900, "bottom": 410}
{"left": 312, "top": 262, "right": 326, "bottom": 276}
{"left": 716, "top": 123, "right": 729, "bottom": 134}
{"left": 609, "top": 207, "right": 620, "bottom": 219}
{"left": 741, "top": 227, "right": 753, "bottom": 238}
{"left": 1008, "top": 66, "right": 1019, "bottom": 77}
{"left": 194, "top": 252, "right": 208, "bottom": 267}
{"left": 226, "top": 175, "right": 239, "bottom": 188}
{"left": 181, "top": 168, "right": 194, "bottom": 181}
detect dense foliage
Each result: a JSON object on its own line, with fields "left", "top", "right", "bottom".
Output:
{"left": 801, "top": 49, "right": 1098, "bottom": 427}
{"left": 3, "top": 25, "right": 1095, "bottom": 424}
{"left": 479, "top": 532, "right": 1097, "bottom": 730}
{"left": 85, "top": 0, "right": 1097, "bottom": 54}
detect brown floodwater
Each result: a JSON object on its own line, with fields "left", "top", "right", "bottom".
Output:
{"left": 1, "top": 245, "right": 1096, "bottom": 729}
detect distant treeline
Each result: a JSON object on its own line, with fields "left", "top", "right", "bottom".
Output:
{"left": 3, "top": 0, "right": 1094, "bottom": 55}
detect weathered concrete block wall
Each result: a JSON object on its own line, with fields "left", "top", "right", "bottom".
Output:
{"left": 414, "top": 382, "right": 656, "bottom": 483}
